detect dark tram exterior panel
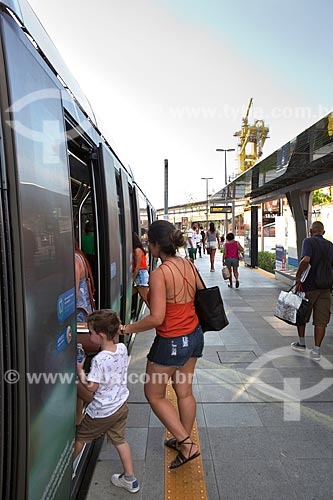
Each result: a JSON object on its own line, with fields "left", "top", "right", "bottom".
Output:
{"left": 0, "top": 2, "right": 155, "bottom": 499}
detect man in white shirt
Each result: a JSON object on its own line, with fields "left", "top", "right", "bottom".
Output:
{"left": 187, "top": 223, "right": 198, "bottom": 261}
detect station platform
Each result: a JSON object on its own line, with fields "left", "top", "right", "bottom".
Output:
{"left": 86, "top": 255, "right": 333, "bottom": 500}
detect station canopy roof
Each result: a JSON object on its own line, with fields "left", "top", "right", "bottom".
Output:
{"left": 212, "top": 113, "right": 333, "bottom": 205}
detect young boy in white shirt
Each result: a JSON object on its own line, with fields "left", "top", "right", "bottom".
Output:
{"left": 75, "top": 309, "right": 139, "bottom": 493}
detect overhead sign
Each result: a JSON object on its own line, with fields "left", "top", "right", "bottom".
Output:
{"left": 210, "top": 206, "right": 232, "bottom": 213}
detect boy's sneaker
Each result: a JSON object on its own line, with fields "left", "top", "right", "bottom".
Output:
{"left": 291, "top": 341, "right": 306, "bottom": 352}
{"left": 309, "top": 349, "right": 320, "bottom": 361}
{"left": 111, "top": 473, "right": 140, "bottom": 493}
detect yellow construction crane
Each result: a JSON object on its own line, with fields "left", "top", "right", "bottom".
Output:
{"left": 234, "top": 98, "right": 269, "bottom": 172}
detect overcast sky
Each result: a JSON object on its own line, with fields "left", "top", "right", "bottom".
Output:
{"left": 28, "top": 0, "right": 333, "bottom": 208}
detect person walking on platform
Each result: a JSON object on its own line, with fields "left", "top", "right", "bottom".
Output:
{"left": 186, "top": 222, "right": 198, "bottom": 261}
{"left": 75, "top": 309, "right": 140, "bottom": 493}
{"left": 291, "top": 221, "right": 333, "bottom": 361}
{"left": 223, "top": 232, "right": 243, "bottom": 288}
{"left": 195, "top": 227, "right": 203, "bottom": 258}
{"left": 120, "top": 220, "right": 204, "bottom": 469}
{"left": 205, "top": 222, "right": 220, "bottom": 272}
{"left": 200, "top": 226, "right": 206, "bottom": 254}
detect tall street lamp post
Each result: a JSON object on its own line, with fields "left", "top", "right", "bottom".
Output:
{"left": 201, "top": 177, "right": 213, "bottom": 230}
{"left": 216, "top": 148, "right": 235, "bottom": 235}
{"left": 216, "top": 148, "right": 236, "bottom": 186}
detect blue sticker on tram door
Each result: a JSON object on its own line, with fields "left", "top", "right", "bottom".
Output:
{"left": 57, "top": 287, "right": 75, "bottom": 322}
{"left": 56, "top": 326, "right": 71, "bottom": 354}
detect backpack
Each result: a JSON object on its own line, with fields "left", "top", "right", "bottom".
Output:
{"left": 312, "top": 238, "right": 333, "bottom": 289}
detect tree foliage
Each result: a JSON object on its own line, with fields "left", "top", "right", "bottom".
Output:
{"left": 258, "top": 251, "right": 276, "bottom": 274}
{"left": 312, "top": 189, "right": 331, "bottom": 205}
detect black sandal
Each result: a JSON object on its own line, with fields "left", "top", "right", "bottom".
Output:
{"left": 169, "top": 436, "right": 200, "bottom": 470}
{"left": 164, "top": 437, "right": 179, "bottom": 451}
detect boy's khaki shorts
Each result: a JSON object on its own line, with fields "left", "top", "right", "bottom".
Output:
{"left": 76, "top": 401, "right": 128, "bottom": 446}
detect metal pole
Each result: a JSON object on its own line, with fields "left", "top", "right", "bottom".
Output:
{"left": 224, "top": 150, "right": 227, "bottom": 186}
{"left": 216, "top": 148, "right": 235, "bottom": 235}
{"left": 164, "top": 159, "right": 168, "bottom": 220}
{"left": 206, "top": 179, "right": 209, "bottom": 230}
{"left": 261, "top": 202, "right": 264, "bottom": 251}
{"left": 201, "top": 177, "right": 213, "bottom": 230}
{"left": 224, "top": 189, "right": 228, "bottom": 236}
{"left": 223, "top": 151, "right": 227, "bottom": 235}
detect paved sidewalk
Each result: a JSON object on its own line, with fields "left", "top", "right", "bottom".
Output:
{"left": 87, "top": 255, "right": 333, "bottom": 500}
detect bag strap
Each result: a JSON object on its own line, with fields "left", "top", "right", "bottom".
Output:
{"left": 85, "top": 276, "right": 96, "bottom": 311}
{"left": 76, "top": 305, "right": 90, "bottom": 317}
{"left": 289, "top": 283, "right": 303, "bottom": 293}
{"left": 76, "top": 252, "right": 96, "bottom": 311}
{"left": 189, "top": 261, "right": 206, "bottom": 290}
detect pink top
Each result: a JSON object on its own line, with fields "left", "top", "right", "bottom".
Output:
{"left": 224, "top": 240, "right": 238, "bottom": 259}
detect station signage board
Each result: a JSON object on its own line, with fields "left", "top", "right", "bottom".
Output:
{"left": 210, "top": 206, "right": 232, "bottom": 214}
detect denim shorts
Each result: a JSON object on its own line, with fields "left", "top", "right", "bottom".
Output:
{"left": 225, "top": 257, "right": 239, "bottom": 268}
{"left": 134, "top": 269, "right": 149, "bottom": 286}
{"left": 147, "top": 324, "right": 204, "bottom": 367}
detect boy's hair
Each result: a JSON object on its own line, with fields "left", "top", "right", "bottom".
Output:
{"left": 87, "top": 309, "right": 120, "bottom": 340}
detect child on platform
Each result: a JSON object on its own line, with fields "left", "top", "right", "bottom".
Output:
{"left": 74, "top": 309, "right": 139, "bottom": 494}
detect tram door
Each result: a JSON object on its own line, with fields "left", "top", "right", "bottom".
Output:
{"left": 119, "top": 169, "right": 133, "bottom": 326}
{"left": 97, "top": 144, "right": 121, "bottom": 313}
{"left": 1, "top": 12, "right": 78, "bottom": 500}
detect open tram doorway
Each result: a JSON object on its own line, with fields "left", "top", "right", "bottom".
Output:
{"left": 65, "top": 121, "right": 100, "bottom": 310}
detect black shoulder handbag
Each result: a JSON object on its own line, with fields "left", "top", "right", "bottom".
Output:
{"left": 192, "top": 265, "right": 229, "bottom": 333}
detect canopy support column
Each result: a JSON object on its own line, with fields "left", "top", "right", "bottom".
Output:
{"left": 286, "top": 190, "right": 312, "bottom": 259}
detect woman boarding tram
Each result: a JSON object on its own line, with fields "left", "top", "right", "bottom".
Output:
{"left": 132, "top": 231, "right": 149, "bottom": 304}
{"left": 121, "top": 221, "right": 204, "bottom": 469}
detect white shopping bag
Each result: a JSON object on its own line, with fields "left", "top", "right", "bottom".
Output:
{"left": 275, "top": 290, "right": 302, "bottom": 325}
{"left": 222, "top": 266, "right": 230, "bottom": 280}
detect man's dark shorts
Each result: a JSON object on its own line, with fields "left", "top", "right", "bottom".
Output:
{"left": 304, "top": 289, "right": 331, "bottom": 327}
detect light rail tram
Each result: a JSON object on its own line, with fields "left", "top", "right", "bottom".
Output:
{"left": 0, "top": 1, "right": 155, "bottom": 498}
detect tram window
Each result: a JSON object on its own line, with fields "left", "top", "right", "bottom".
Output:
{"left": 129, "top": 185, "right": 138, "bottom": 234}
{"left": 138, "top": 192, "right": 149, "bottom": 255}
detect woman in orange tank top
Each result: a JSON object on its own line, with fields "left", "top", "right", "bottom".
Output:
{"left": 121, "top": 220, "right": 204, "bottom": 469}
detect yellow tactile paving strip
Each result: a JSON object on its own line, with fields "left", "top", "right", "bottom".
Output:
{"left": 164, "top": 381, "right": 207, "bottom": 500}
{"left": 253, "top": 267, "right": 275, "bottom": 279}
